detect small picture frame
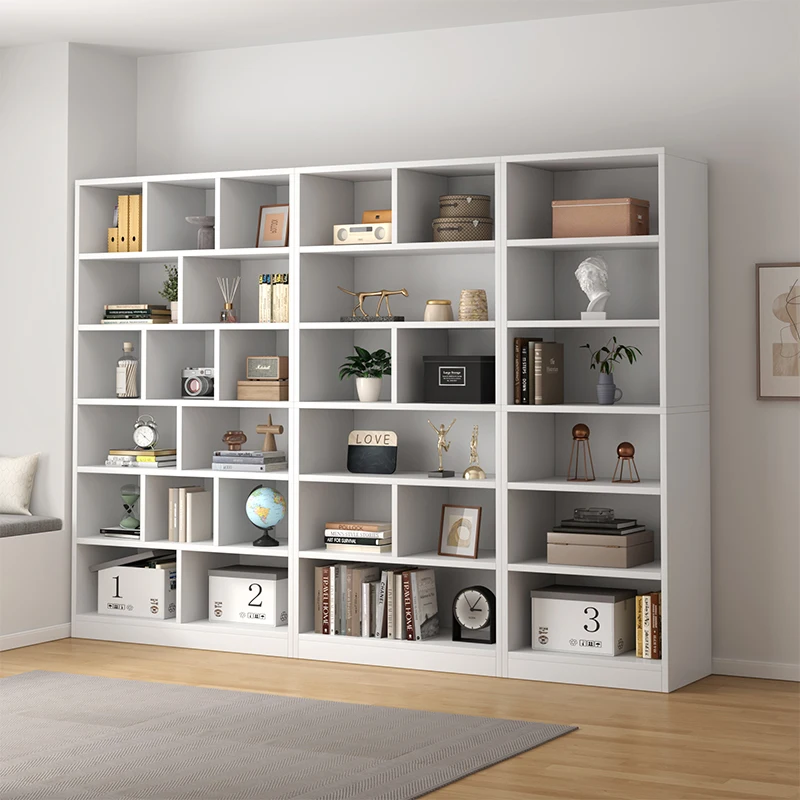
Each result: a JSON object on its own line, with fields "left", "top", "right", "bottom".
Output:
{"left": 438, "top": 504, "right": 482, "bottom": 559}
{"left": 756, "top": 262, "right": 800, "bottom": 400}
{"left": 256, "top": 204, "right": 290, "bottom": 248}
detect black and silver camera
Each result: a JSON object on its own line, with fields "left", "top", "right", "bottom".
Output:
{"left": 182, "top": 367, "right": 215, "bottom": 398}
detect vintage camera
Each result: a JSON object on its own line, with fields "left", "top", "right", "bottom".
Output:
{"left": 182, "top": 367, "right": 215, "bottom": 398}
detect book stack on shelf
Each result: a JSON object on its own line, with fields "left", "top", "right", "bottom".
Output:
{"left": 324, "top": 520, "right": 392, "bottom": 554}
{"left": 168, "top": 486, "right": 211, "bottom": 542}
{"left": 106, "top": 449, "right": 177, "bottom": 468}
{"left": 211, "top": 450, "right": 287, "bottom": 473}
{"left": 314, "top": 565, "right": 438, "bottom": 641}
{"left": 101, "top": 304, "right": 171, "bottom": 325}
{"left": 636, "top": 591, "right": 662, "bottom": 659}
{"left": 258, "top": 274, "right": 290, "bottom": 323}
{"left": 99, "top": 526, "right": 140, "bottom": 540}
{"left": 513, "top": 338, "right": 564, "bottom": 405}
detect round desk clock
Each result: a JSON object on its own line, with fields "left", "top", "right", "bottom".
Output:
{"left": 452, "top": 585, "right": 496, "bottom": 644}
{"left": 133, "top": 414, "right": 159, "bottom": 450}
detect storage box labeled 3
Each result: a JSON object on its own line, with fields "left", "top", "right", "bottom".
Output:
{"left": 552, "top": 197, "right": 650, "bottom": 238}
{"left": 531, "top": 585, "right": 635, "bottom": 656}
{"left": 209, "top": 565, "right": 289, "bottom": 626}
{"left": 423, "top": 355, "right": 495, "bottom": 404}
{"left": 97, "top": 564, "right": 176, "bottom": 620}
{"left": 547, "top": 530, "right": 655, "bottom": 569}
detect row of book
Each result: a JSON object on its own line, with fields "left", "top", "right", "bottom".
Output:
{"left": 101, "top": 304, "right": 171, "bottom": 324}
{"left": 636, "top": 591, "right": 662, "bottom": 659}
{"left": 314, "top": 565, "right": 439, "bottom": 640}
{"left": 324, "top": 520, "right": 392, "bottom": 554}
{"left": 513, "top": 337, "right": 564, "bottom": 405}
{"left": 211, "top": 450, "right": 287, "bottom": 473}
{"left": 258, "top": 274, "right": 290, "bottom": 323}
{"left": 168, "top": 487, "right": 211, "bottom": 542}
{"left": 106, "top": 449, "right": 177, "bottom": 468}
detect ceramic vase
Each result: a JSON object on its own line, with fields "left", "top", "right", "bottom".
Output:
{"left": 597, "top": 372, "right": 623, "bottom": 405}
{"left": 186, "top": 216, "right": 215, "bottom": 249}
{"left": 170, "top": 301, "right": 178, "bottom": 323}
{"left": 356, "top": 377, "right": 382, "bottom": 403}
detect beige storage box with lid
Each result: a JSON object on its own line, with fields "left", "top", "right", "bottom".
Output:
{"left": 547, "top": 529, "right": 655, "bottom": 569}
{"left": 552, "top": 197, "right": 650, "bottom": 238}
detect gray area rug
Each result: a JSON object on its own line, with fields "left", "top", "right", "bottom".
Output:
{"left": 0, "top": 671, "right": 575, "bottom": 799}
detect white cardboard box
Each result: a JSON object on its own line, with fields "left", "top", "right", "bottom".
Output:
{"left": 208, "top": 565, "right": 289, "bottom": 626}
{"left": 97, "top": 564, "right": 176, "bottom": 620}
{"left": 531, "top": 586, "right": 636, "bottom": 657}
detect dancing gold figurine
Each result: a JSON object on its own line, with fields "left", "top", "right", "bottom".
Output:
{"left": 463, "top": 425, "right": 487, "bottom": 480}
{"left": 427, "top": 419, "right": 456, "bottom": 478}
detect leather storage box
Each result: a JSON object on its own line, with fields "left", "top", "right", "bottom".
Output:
{"left": 237, "top": 380, "right": 289, "bottom": 401}
{"left": 546, "top": 530, "right": 655, "bottom": 569}
{"left": 423, "top": 355, "right": 495, "bottom": 404}
{"left": 551, "top": 197, "right": 650, "bottom": 238}
{"left": 438, "top": 194, "right": 491, "bottom": 219}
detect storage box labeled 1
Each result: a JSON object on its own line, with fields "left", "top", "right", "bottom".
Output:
{"left": 208, "top": 565, "right": 289, "bottom": 626}
{"left": 531, "top": 585, "right": 635, "bottom": 656}
{"left": 97, "top": 565, "right": 176, "bottom": 620}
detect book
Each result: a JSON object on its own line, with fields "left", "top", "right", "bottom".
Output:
{"left": 168, "top": 487, "right": 177, "bottom": 542}
{"left": 112, "top": 461, "right": 176, "bottom": 469}
{"left": 99, "top": 527, "right": 140, "bottom": 538}
{"left": 322, "top": 566, "right": 333, "bottom": 635}
{"left": 559, "top": 518, "right": 639, "bottom": 530}
{"left": 520, "top": 340, "right": 530, "bottom": 404}
{"left": 324, "top": 543, "right": 392, "bottom": 553}
{"left": 108, "top": 449, "right": 177, "bottom": 457}
{"left": 89, "top": 551, "right": 156, "bottom": 572}
{"left": 325, "top": 521, "right": 392, "bottom": 533}
{"left": 323, "top": 535, "right": 392, "bottom": 546}
{"left": 259, "top": 274, "right": 272, "bottom": 323}
{"left": 335, "top": 564, "right": 346, "bottom": 635}
{"left": 550, "top": 525, "right": 646, "bottom": 535}
{"left": 101, "top": 318, "right": 172, "bottom": 324}
{"left": 410, "top": 568, "right": 439, "bottom": 640}
{"left": 186, "top": 490, "right": 212, "bottom": 543}
{"left": 386, "top": 569, "right": 395, "bottom": 639}
{"left": 402, "top": 570, "right": 416, "bottom": 641}
{"left": 347, "top": 565, "right": 380, "bottom": 636}
{"left": 212, "top": 450, "right": 287, "bottom": 458}
{"left": 134, "top": 455, "right": 178, "bottom": 463}
{"left": 323, "top": 529, "right": 393, "bottom": 541}
{"left": 211, "top": 462, "right": 287, "bottom": 472}
{"left": 104, "top": 304, "right": 167, "bottom": 311}
{"left": 177, "top": 486, "right": 203, "bottom": 542}
{"left": 642, "top": 593, "right": 652, "bottom": 659}
{"left": 533, "top": 341, "right": 564, "bottom": 405}
{"left": 375, "top": 571, "right": 389, "bottom": 638}
{"left": 635, "top": 595, "right": 643, "bottom": 657}
{"left": 103, "top": 310, "right": 170, "bottom": 318}
{"left": 513, "top": 337, "right": 523, "bottom": 404}
{"left": 651, "top": 592, "right": 662, "bottom": 660}
{"left": 211, "top": 455, "right": 286, "bottom": 465}
{"left": 314, "top": 566, "right": 323, "bottom": 633}
{"left": 394, "top": 572, "right": 405, "bottom": 639}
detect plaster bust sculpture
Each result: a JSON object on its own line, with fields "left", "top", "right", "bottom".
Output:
{"left": 575, "top": 256, "right": 611, "bottom": 317}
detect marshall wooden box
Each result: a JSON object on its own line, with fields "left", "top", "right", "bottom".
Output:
{"left": 246, "top": 356, "right": 289, "bottom": 381}
{"left": 208, "top": 565, "right": 288, "bottom": 626}
{"left": 237, "top": 380, "right": 289, "bottom": 401}
{"left": 97, "top": 564, "right": 176, "bottom": 620}
{"left": 552, "top": 197, "right": 650, "bottom": 238}
{"left": 423, "top": 355, "right": 495, "bottom": 404}
{"left": 547, "top": 530, "right": 655, "bottom": 569}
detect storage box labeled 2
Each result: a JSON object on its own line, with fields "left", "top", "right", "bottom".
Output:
{"left": 208, "top": 565, "right": 289, "bottom": 626}
{"left": 97, "top": 565, "right": 176, "bottom": 620}
{"left": 531, "top": 585, "right": 635, "bottom": 656}
{"left": 423, "top": 355, "right": 495, "bottom": 404}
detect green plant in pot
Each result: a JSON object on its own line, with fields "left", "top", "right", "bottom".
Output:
{"left": 158, "top": 264, "right": 179, "bottom": 322}
{"left": 581, "top": 337, "right": 641, "bottom": 405}
{"left": 338, "top": 346, "right": 391, "bottom": 402}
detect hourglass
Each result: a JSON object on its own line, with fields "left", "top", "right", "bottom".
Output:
{"left": 120, "top": 483, "right": 141, "bottom": 530}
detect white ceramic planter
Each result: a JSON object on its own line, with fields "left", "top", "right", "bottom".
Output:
{"left": 356, "top": 377, "right": 382, "bottom": 403}
{"left": 170, "top": 301, "right": 178, "bottom": 323}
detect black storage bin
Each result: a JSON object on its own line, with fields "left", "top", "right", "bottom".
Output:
{"left": 422, "top": 355, "right": 495, "bottom": 404}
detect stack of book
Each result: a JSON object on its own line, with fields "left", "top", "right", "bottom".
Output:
{"left": 106, "top": 449, "right": 177, "bottom": 468}
{"left": 513, "top": 337, "right": 564, "bottom": 404}
{"left": 636, "top": 591, "right": 662, "bottom": 659}
{"left": 258, "top": 274, "right": 290, "bottom": 323}
{"left": 324, "top": 520, "right": 392, "bottom": 554}
{"left": 99, "top": 526, "right": 140, "bottom": 540}
{"left": 211, "top": 450, "right": 287, "bottom": 472}
{"left": 101, "top": 304, "right": 171, "bottom": 324}
{"left": 314, "top": 565, "right": 439, "bottom": 640}
{"left": 168, "top": 486, "right": 211, "bottom": 542}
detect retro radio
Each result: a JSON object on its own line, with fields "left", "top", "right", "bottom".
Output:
{"left": 245, "top": 356, "right": 289, "bottom": 381}
{"left": 333, "top": 223, "right": 392, "bottom": 245}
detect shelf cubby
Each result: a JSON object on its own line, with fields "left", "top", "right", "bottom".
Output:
{"left": 77, "top": 330, "right": 142, "bottom": 399}
{"left": 146, "top": 177, "right": 216, "bottom": 252}
{"left": 217, "top": 476, "right": 290, "bottom": 549}
{"left": 217, "top": 328, "right": 289, "bottom": 402}
{"left": 145, "top": 329, "right": 213, "bottom": 400}
{"left": 142, "top": 474, "right": 213, "bottom": 545}
{"left": 77, "top": 181, "right": 143, "bottom": 254}
{"left": 76, "top": 472, "right": 143, "bottom": 541}
{"left": 217, "top": 173, "right": 291, "bottom": 250}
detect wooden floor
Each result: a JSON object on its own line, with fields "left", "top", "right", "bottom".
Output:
{"left": 1, "top": 639, "right": 798, "bottom": 799}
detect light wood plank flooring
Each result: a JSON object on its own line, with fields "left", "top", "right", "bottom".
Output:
{"left": 1, "top": 639, "right": 797, "bottom": 799}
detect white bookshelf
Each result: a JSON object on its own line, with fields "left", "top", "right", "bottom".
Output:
{"left": 72, "top": 148, "right": 710, "bottom": 692}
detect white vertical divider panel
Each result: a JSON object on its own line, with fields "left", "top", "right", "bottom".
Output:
{"left": 71, "top": 182, "right": 82, "bottom": 622}
{"left": 391, "top": 484, "right": 400, "bottom": 559}
{"left": 139, "top": 474, "right": 150, "bottom": 541}
{"left": 175, "top": 405, "right": 184, "bottom": 471}
{"left": 141, "top": 181, "right": 150, "bottom": 253}
{"left": 288, "top": 168, "right": 300, "bottom": 656}
{"left": 175, "top": 255, "right": 185, "bottom": 325}
{"left": 139, "top": 329, "right": 149, "bottom": 400}
{"left": 390, "top": 327, "right": 399, "bottom": 404}
{"left": 213, "top": 177, "right": 222, "bottom": 250}
{"left": 390, "top": 168, "right": 399, "bottom": 244}
{"left": 212, "top": 327, "right": 221, "bottom": 402}
{"left": 212, "top": 477, "right": 222, "bottom": 548}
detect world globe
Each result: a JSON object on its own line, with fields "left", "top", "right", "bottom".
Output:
{"left": 245, "top": 485, "right": 286, "bottom": 547}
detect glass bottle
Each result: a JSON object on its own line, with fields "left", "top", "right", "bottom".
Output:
{"left": 116, "top": 341, "right": 139, "bottom": 398}
{"left": 220, "top": 302, "right": 237, "bottom": 323}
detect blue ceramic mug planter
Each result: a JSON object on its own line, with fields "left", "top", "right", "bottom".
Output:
{"left": 581, "top": 337, "right": 641, "bottom": 406}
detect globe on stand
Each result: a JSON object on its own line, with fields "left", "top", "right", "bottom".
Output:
{"left": 246, "top": 485, "right": 286, "bottom": 547}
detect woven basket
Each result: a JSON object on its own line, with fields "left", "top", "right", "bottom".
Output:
{"left": 432, "top": 217, "right": 493, "bottom": 242}
{"left": 438, "top": 194, "right": 491, "bottom": 219}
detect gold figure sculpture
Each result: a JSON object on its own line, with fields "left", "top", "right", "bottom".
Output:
{"left": 463, "top": 425, "right": 487, "bottom": 480}
{"left": 427, "top": 418, "right": 457, "bottom": 477}
{"left": 338, "top": 286, "right": 409, "bottom": 318}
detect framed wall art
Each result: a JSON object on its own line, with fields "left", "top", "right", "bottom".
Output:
{"left": 757, "top": 262, "right": 800, "bottom": 400}
{"left": 256, "top": 204, "right": 290, "bottom": 247}
{"left": 438, "top": 504, "right": 482, "bottom": 559}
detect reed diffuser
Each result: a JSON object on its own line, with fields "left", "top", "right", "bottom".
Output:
{"left": 217, "top": 276, "right": 241, "bottom": 323}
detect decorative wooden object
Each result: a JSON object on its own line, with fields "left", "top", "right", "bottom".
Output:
{"left": 223, "top": 430, "right": 247, "bottom": 451}
{"left": 256, "top": 415, "right": 284, "bottom": 452}
{"left": 237, "top": 381, "right": 289, "bottom": 401}
{"left": 567, "top": 423, "right": 596, "bottom": 482}
{"left": 338, "top": 286, "right": 408, "bottom": 319}
{"left": 612, "top": 441, "right": 641, "bottom": 483}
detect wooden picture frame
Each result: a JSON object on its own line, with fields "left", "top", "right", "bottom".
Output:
{"left": 756, "top": 262, "right": 800, "bottom": 400}
{"left": 256, "top": 204, "right": 290, "bottom": 248}
{"left": 438, "top": 504, "right": 482, "bottom": 559}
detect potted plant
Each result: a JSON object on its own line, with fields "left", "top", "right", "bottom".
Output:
{"left": 581, "top": 337, "right": 641, "bottom": 405}
{"left": 338, "top": 346, "right": 391, "bottom": 402}
{"left": 159, "top": 264, "right": 179, "bottom": 322}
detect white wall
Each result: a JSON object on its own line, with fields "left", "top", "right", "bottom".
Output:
{"left": 136, "top": 0, "right": 800, "bottom": 679}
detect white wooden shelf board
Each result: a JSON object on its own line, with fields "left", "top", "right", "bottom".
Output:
{"left": 300, "top": 472, "right": 497, "bottom": 488}
{"left": 505, "top": 403, "right": 662, "bottom": 414}
{"left": 183, "top": 620, "right": 289, "bottom": 637}
{"left": 300, "top": 242, "right": 494, "bottom": 257}
{"left": 78, "top": 323, "right": 290, "bottom": 332}
{"left": 299, "top": 631, "right": 494, "bottom": 654}
{"left": 76, "top": 536, "right": 150, "bottom": 548}
{"left": 299, "top": 548, "right": 496, "bottom": 569}
{"left": 78, "top": 465, "right": 183, "bottom": 476}
{"left": 213, "top": 543, "right": 290, "bottom": 557}
{"left": 509, "top": 558, "right": 662, "bottom": 580}
{"left": 81, "top": 248, "right": 291, "bottom": 261}
{"left": 508, "top": 235, "right": 659, "bottom": 251}
{"left": 299, "top": 321, "right": 495, "bottom": 330}
{"left": 508, "top": 478, "right": 660, "bottom": 495}
{"left": 508, "top": 319, "right": 659, "bottom": 329}
{"left": 508, "top": 647, "right": 661, "bottom": 671}
{"left": 298, "top": 402, "right": 497, "bottom": 412}
{"left": 181, "top": 469, "right": 290, "bottom": 481}
{"left": 75, "top": 612, "right": 179, "bottom": 628}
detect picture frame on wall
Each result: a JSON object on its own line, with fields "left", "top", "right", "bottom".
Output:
{"left": 756, "top": 262, "right": 800, "bottom": 400}
{"left": 438, "top": 504, "right": 482, "bottom": 559}
{"left": 256, "top": 204, "right": 290, "bottom": 248}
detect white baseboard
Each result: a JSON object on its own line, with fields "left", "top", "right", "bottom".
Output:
{"left": 0, "top": 623, "right": 71, "bottom": 652}
{"left": 713, "top": 658, "right": 800, "bottom": 682}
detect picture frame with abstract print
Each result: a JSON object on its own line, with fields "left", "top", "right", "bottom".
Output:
{"left": 438, "top": 504, "right": 482, "bottom": 559}
{"left": 757, "top": 263, "right": 800, "bottom": 400}
{"left": 256, "top": 204, "right": 290, "bottom": 248}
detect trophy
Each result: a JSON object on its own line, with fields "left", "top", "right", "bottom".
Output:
{"left": 463, "top": 425, "right": 486, "bottom": 480}
{"left": 427, "top": 419, "right": 456, "bottom": 478}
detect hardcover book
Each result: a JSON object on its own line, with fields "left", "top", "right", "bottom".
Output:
{"left": 532, "top": 342, "right": 564, "bottom": 405}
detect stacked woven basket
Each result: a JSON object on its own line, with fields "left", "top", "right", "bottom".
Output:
{"left": 432, "top": 194, "right": 494, "bottom": 242}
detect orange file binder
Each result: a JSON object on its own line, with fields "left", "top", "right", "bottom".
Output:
{"left": 128, "top": 195, "right": 142, "bottom": 252}
{"left": 107, "top": 228, "right": 119, "bottom": 252}
{"left": 118, "top": 195, "right": 130, "bottom": 252}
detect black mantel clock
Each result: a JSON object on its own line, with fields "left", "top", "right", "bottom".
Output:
{"left": 452, "top": 585, "right": 496, "bottom": 644}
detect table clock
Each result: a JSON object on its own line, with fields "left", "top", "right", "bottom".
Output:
{"left": 452, "top": 585, "right": 496, "bottom": 644}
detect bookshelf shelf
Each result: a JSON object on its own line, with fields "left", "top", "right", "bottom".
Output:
{"left": 73, "top": 148, "right": 710, "bottom": 691}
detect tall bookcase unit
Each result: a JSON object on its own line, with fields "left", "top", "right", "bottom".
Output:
{"left": 73, "top": 149, "right": 710, "bottom": 692}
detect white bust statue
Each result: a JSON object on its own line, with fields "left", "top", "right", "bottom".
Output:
{"left": 575, "top": 256, "right": 611, "bottom": 316}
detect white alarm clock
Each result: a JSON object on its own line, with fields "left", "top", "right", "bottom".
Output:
{"left": 133, "top": 414, "right": 159, "bottom": 450}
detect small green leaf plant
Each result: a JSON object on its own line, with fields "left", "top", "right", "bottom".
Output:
{"left": 338, "top": 346, "right": 392, "bottom": 380}
{"left": 581, "top": 336, "right": 641, "bottom": 374}
{"left": 158, "top": 264, "right": 178, "bottom": 303}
